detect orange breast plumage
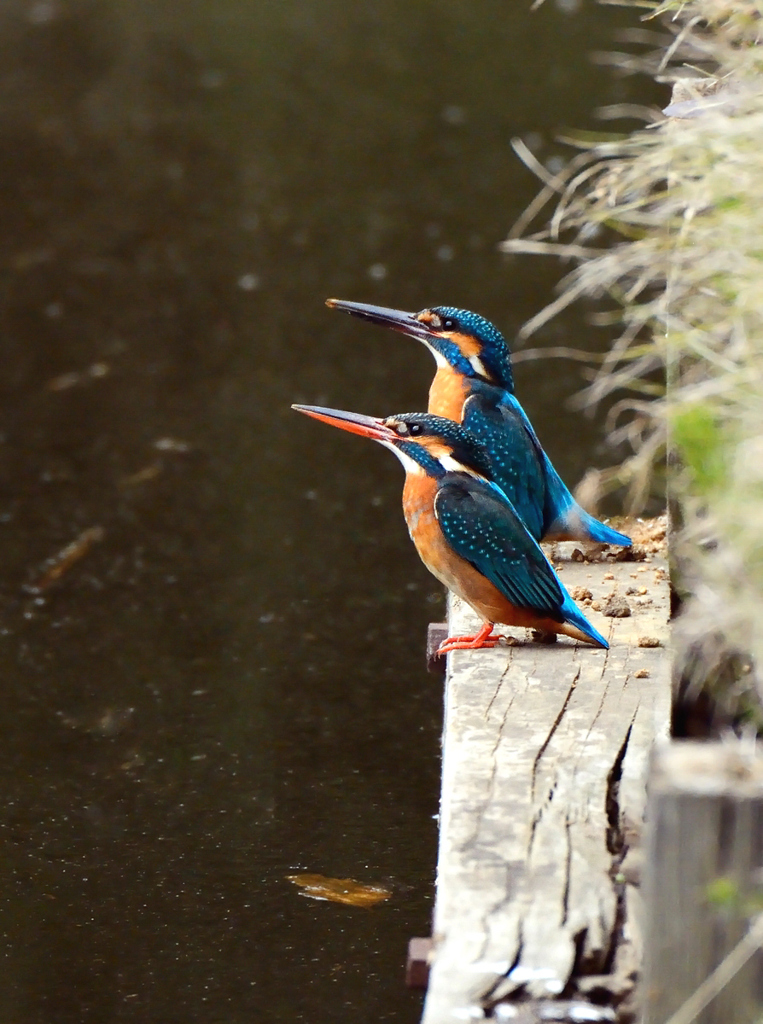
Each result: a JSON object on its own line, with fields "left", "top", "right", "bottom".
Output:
{"left": 402, "top": 474, "right": 439, "bottom": 552}
{"left": 428, "top": 366, "right": 469, "bottom": 422}
{"left": 401, "top": 474, "right": 458, "bottom": 587}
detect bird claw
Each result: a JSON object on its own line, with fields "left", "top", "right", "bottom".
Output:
{"left": 436, "top": 623, "right": 507, "bottom": 655}
{"left": 437, "top": 636, "right": 501, "bottom": 654}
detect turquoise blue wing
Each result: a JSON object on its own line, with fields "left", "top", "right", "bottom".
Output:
{"left": 470, "top": 384, "right": 631, "bottom": 548}
{"left": 434, "top": 473, "right": 564, "bottom": 617}
{"left": 462, "top": 383, "right": 546, "bottom": 541}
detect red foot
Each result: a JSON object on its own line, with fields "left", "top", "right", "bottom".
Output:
{"left": 437, "top": 622, "right": 506, "bottom": 655}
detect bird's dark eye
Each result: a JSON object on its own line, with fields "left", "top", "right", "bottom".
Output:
{"left": 441, "top": 318, "right": 456, "bottom": 331}
{"left": 408, "top": 423, "right": 423, "bottom": 436}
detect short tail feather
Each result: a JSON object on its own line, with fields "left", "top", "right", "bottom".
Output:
{"left": 541, "top": 455, "right": 631, "bottom": 547}
{"left": 560, "top": 595, "right": 609, "bottom": 649}
{"left": 577, "top": 508, "right": 631, "bottom": 547}
{"left": 547, "top": 504, "right": 631, "bottom": 547}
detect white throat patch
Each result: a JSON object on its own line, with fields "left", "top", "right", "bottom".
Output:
{"left": 382, "top": 441, "right": 425, "bottom": 475}
{"left": 422, "top": 340, "right": 450, "bottom": 370}
{"left": 468, "top": 354, "right": 488, "bottom": 377}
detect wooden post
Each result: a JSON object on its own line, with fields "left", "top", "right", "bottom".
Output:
{"left": 643, "top": 742, "right": 763, "bottom": 1024}
{"left": 420, "top": 521, "right": 670, "bottom": 1023}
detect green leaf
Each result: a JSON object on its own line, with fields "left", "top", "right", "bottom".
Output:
{"left": 671, "top": 404, "right": 727, "bottom": 494}
{"left": 705, "top": 876, "right": 740, "bottom": 909}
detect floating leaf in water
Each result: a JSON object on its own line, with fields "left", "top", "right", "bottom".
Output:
{"left": 286, "top": 873, "right": 391, "bottom": 908}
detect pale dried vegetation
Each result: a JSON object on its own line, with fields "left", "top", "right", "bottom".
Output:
{"left": 508, "top": 1, "right": 763, "bottom": 718}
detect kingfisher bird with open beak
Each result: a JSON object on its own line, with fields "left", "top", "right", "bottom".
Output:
{"left": 291, "top": 404, "right": 608, "bottom": 652}
{"left": 325, "top": 299, "right": 631, "bottom": 548}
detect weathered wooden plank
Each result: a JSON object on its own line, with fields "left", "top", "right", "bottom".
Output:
{"left": 421, "top": 519, "right": 670, "bottom": 1024}
{"left": 643, "top": 742, "right": 763, "bottom": 1024}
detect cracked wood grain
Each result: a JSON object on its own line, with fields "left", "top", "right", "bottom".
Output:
{"left": 421, "top": 537, "right": 670, "bottom": 1024}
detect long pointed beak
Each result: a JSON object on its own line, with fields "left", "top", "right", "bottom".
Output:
{"left": 291, "top": 404, "right": 397, "bottom": 444}
{"left": 326, "top": 298, "right": 435, "bottom": 343}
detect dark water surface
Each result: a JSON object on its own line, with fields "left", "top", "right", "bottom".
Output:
{"left": 0, "top": 1, "right": 654, "bottom": 1021}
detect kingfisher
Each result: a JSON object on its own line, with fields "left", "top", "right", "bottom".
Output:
{"left": 325, "top": 298, "right": 631, "bottom": 548}
{"left": 291, "top": 404, "right": 608, "bottom": 652}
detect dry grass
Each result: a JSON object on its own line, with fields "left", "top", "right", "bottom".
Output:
{"left": 506, "top": 0, "right": 763, "bottom": 714}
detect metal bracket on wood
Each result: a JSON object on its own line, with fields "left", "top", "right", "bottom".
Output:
{"left": 406, "top": 937, "right": 433, "bottom": 989}
{"left": 426, "top": 622, "right": 448, "bottom": 675}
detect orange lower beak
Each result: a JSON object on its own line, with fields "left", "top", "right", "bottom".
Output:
{"left": 291, "top": 404, "right": 396, "bottom": 444}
